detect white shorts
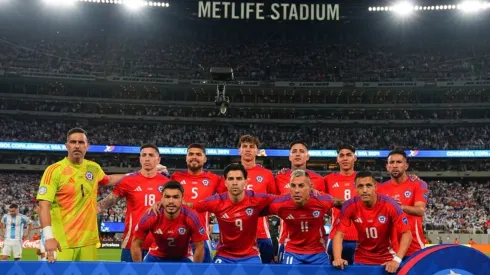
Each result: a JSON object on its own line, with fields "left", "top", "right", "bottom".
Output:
{"left": 1, "top": 239, "right": 22, "bottom": 258}
{"left": 39, "top": 239, "right": 45, "bottom": 253}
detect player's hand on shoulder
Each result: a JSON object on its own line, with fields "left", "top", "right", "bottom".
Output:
{"left": 156, "top": 164, "right": 169, "bottom": 176}
{"left": 382, "top": 260, "right": 400, "bottom": 273}
{"left": 408, "top": 173, "right": 420, "bottom": 181}
{"left": 276, "top": 168, "right": 288, "bottom": 175}
{"left": 146, "top": 201, "right": 163, "bottom": 215}
{"left": 45, "top": 238, "right": 62, "bottom": 263}
{"left": 332, "top": 258, "right": 348, "bottom": 270}
{"left": 311, "top": 189, "right": 321, "bottom": 196}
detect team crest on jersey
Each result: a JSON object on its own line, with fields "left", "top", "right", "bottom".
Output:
{"left": 158, "top": 185, "right": 164, "bottom": 193}
{"left": 178, "top": 227, "right": 187, "bottom": 235}
{"left": 312, "top": 210, "right": 320, "bottom": 218}
{"left": 202, "top": 179, "right": 209, "bottom": 186}
{"left": 199, "top": 226, "right": 205, "bottom": 235}
{"left": 245, "top": 207, "right": 254, "bottom": 216}
{"left": 423, "top": 193, "right": 428, "bottom": 200}
{"left": 256, "top": 176, "right": 263, "bottom": 183}
{"left": 378, "top": 215, "right": 387, "bottom": 224}
{"left": 404, "top": 191, "right": 412, "bottom": 198}
{"left": 85, "top": 171, "right": 94, "bottom": 181}
{"left": 402, "top": 217, "right": 408, "bottom": 225}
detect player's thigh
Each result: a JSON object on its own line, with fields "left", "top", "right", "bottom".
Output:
{"left": 120, "top": 248, "right": 133, "bottom": 262}
{"left": 213, "top": 255, "right": 235, "bottom": 264}
{"left": 306, "top": 252, "right": 331, "bottom": 265}
{"left": 238, "top": 256, "right": 262, "bottom": 264}
{"left": 12, "top": 242, "right": 22, "bottom": 259}
{"left": 282, "top": 252, "right": 301, "bottom": 265}
{"left": 257, "top": 238, "right": 274, "bottom": 263}
{"left": 1, "top": 243, "right": 13, "bottom": 256}
{"left": 78, "top": 244, "right": 97, "bottom": 261}
{"left": 143, "top": 254, "right": 162, "bottom": 262}
{"left": 57, "top": 248, "right": 76, "bottom": 261}
{"left": 277, "top": 244, "right": 285, "bottom": 264}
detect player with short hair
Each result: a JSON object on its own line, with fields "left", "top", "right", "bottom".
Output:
{"left": 275, "top": 141, "right": 325, "bottom": 263}
{"left": 377, "top": 149, "right": 429, "bottom": 257}
{"left": 0, "top": 204, "right": 33, "bottom": 261}
{"left": 37, "top": 127, "right": 124, "bottom": 262}
{"left": 132, "top": 181, "right": 207, "bottom": 262}
{"left": 332, "top": 171, "right": 412, "bottom": 274}
{"left": 217, "top": 135, "right": 277, "bottom": 263}
{"left": 266, "top": 170, "right": 341, "bottom": 264}
{"left": 325, "top": 144, "right": 358, "bottom": 264}
{"left": 97, "top": 143, "right": 170, "bottom": 262}
{"left": 170, "top": 143, "right": 222, "bottom": 263}
{"left": 192, "top": 163, "right": 273, "bottom": 264}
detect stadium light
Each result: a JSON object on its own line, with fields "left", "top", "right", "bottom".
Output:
{"left": 42, "top": 0, "right": 77, "bottom": 6}
{"left": 123, "top": 0, "right": 145, "bottom": 10}
{"left": 368, "top": 1, "right": 489, "bottom": 12}
{"left": 392, "top": 1, "right": 415, "bottom": 15}
{"left": 458, "top": 1, "right": 487, "bottom": 12}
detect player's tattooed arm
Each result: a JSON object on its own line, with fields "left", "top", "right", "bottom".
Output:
{"left": 97, "top": 193, "right": 122, "bottom": 214}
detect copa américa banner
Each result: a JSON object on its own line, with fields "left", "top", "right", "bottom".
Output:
{"left": 1, "top": 142, "right": 490, "bottom": 158}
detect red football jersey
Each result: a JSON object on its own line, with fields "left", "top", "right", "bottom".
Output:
{"left": 194, "top": 190, "right": 272, "bottom": 259}
{"left": 377, "top": 178, "right": 429, "bottom": 256}
{"left": 337, "top": 194, "right": 411, "bottom": 265}
{"left": 134, "top": 206, "right": 208, "bottom": 259}
{"left": 325, "top": 172, "right": 358, "bottom": 241}
{"left": 171, "top": 170, "right": 222, "bottom": 235}
{"left": 268, "top": 194, "right": 334, "bottom": 254}
{"left": 112, "top": 172, "right": 170, "bottom": 249}
{"left": 216, "top": 165, "right": 277, "bottom": 239}
{"left": 275, "top": 169, "right": 325, "bottom": 244}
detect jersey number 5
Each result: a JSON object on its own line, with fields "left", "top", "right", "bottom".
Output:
{"left": 192, "top": 187, "right": 198, "bottom": 199}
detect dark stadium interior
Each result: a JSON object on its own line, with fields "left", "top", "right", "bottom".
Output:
{"left": 0, "top": 0, "right": 489, "bottom": 268}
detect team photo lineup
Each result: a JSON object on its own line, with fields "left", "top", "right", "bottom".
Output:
{"left": 0, "top": 128, "right": 426, "bottom": 273}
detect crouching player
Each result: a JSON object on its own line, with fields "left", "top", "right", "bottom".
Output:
{"left": 332, "top": 171, "right": 412, "bottom": 274}
{"left": 131, "top": 181, "right": 207, "bottom": 263}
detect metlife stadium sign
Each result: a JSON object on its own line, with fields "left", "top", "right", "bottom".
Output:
{"left": 197, "top": 1, "right": 340, "bottom": 21}
{"left": 1, "top": 142, "right": 490, "bottom": 158}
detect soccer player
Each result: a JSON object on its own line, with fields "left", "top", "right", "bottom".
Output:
{"left": 97, "top": 144, "right": 170, "bottom": 262}
{"left": 267, "top": 170, "right": 340, "bottom": 264}
{"left": 217, "top": 135, "right": 277, "bottom": 263}
{"left": 0, "top": 204, "right": 33, "bottom": 261}
{"left": 132, "top": 181, "right": 207, "bottom": 263}
{"left": 37, "top": 128, "right": 123, "bottom": 262}
{"left": 192, "top": 163, "right": 273, "bottom": 264}
{"left": 332, "top": 171, "right": 412, "bottom": 274}
{"left": 170, "top": 143, "right": 222, "bottom": 263}
{"left": 377, "top": 149, "right": 428, "bottom": 257}
{"left": 324, "top": 144, "right": 358, "bottom": 264}
{"left": 275, "top": 141, "right": 324, "bottom": 263}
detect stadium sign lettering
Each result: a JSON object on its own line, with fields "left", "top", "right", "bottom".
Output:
{"left": 0, "top": 240, "right": 41, "bottom": 249}
{"left": 107, "top": 76, "right": 178, "bottom": 84}
{"left": 355, "top": 82, "right": 426, "bottom": 88}
{"left": 100, "top": 241, "right": 122, "bottom": 249}
{"left": 191, "top": 79, "right": 260, "bottom": 87}
{"left": 197, "top": 2, "right": 340, "bottom": 21}
{"left": 275, "top": 81, "right": 344, "bottom": 88}
{"left": 437, "top": 81, "right": 490, "bottom": 87}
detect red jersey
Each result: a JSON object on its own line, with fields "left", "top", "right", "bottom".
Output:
{"left": 216, "top": 165, "right": 277, "bottom": 240}
{"left": 268, "top": 193, "right": 334, "bottom": 254}
{"left": 337, "top": 194, "right": 411, "bottom": 265}
{"left": 377, "top": 178, "right": 429, "bottom": 256}
{"left": 134, "top": 206, "right": 207, "bottom": 259}
{"left": 194, "top": 190, "right": 272, "bottom": 259}
{"left": 275, "top": 169, "right": 325, "bottom": 244}
{"left": 325, "top": 172, "right": 358, "bottom": 241}
{"left": 112, "top": 172, "right": 170, "bottom": 249}
{"left": 171, "top": 170, "right": 222, "bottom": 235}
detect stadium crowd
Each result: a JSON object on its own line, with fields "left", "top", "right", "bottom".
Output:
{"left": 1, "top": 34, "right": 490, "bottom": 82}
{"left": 1, "top": 119, "right": 489, "bottom": 149}
{"left": 0, "top": 173, "right": 488, "bottom": 232}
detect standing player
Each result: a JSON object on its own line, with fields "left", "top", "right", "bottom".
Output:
{"left": 377, "top": 149, "right": 429, "bottom": 257}
{"left": 217, "top": 135, "right": 277, "bottom": 263}
{"left": 0, "top": 204, "right": 33, "bottom": 261}
{"left": 132, "top": 181, "right": 207, "bottom": 263}
{"left": 267, "top": 170, "right": 340, "bottom": 264}
{"left": 192, "top": 163, "right": 273, "bottom": 264}
{"left": 37, "top": 128, "right": 123, "bottom": 263}
{"left": 332, "top": 171, "right": 412, "bottom": 274}
{"left": 170, "top": 143, "right": 221, "bottom": 263}
{"left": 324, "top": 144, "right": 358, "bottom": 264}
{"left": 97, "top": 144, "right": 170, "bottom": 262}
{"left": 275, "top": 141, "right": 325, "bottom": 263}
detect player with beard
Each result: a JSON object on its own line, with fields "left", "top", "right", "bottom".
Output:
{"left": 97, "top": 144, "right": 170, "bottom": 262}
{"left": 274, "top": 141, "right": 325, "bottom": 263}
{"left": 170, "top": 143, "right": 221, "bottom": 263}
{"left": 324, "top": 144, "right": 358, "bottom": 264}
{"left": 132, "top": 181, "right": 207, "bottom": 263}
{"left": 333, "top": 171, "right": 412, "bottom": 273}
{"left": 377, "top": 149, "right": 428, "bottom": 257}
{"left": 217, "top": 135, "right": 277, "bottom": 263}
